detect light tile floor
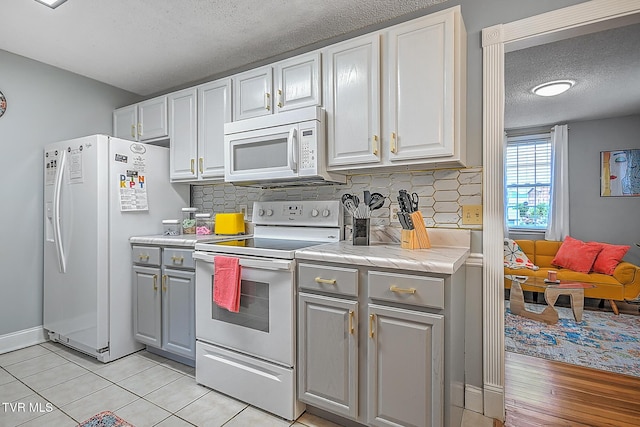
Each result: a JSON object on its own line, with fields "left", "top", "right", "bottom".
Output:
{"left": 1, "top": 342, "right": 492, "bottom": 427}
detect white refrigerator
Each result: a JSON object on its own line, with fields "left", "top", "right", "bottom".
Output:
{"left": 44, "top": 135, "right": 189, "bottom": 362}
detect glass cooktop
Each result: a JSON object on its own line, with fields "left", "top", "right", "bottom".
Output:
{"left": 197, "top": 237, "right": 329, "bottom": 259}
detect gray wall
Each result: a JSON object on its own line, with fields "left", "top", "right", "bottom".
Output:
{"left": 569, "top": 115, "right": 640, "bottom": 265}
{"left": 0, "top": 50, "right": 138, "bottom": 336}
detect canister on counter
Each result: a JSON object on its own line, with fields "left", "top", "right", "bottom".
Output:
{"left": 181, "top": 207, "right": 198, "bottom": 234}
{"left": 162, "top": 219, "right": 181, "bottom": 236}
{"left": 195, "top": 213, "right": 214, "bottom": 235}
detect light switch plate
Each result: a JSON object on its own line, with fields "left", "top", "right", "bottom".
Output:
{"left": 462, "top": 205, "right": 483, "bottom": 225}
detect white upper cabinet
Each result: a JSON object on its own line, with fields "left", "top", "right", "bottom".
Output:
{"left": 385, "top": 9, "right": 464, "bottom": 163}
{"left": 233, "top": 66, "right": 273, "bottom": 121}
{"left": 168, "top": 88, "right": 198, "bottom": 181}
{"left": 325, "top": 34, "right": 381, "bottom": 167}
{"left": 274, "top": 52, "right": 321, "bottom": 112}
{"left": 169, "top": 79, "right": 232, "bottom": 182}
{"left": 198, "top": 79, "right": 232, "bottom": 179}
{"left": 113, "top": 96, "right": 168, "bottom": 142}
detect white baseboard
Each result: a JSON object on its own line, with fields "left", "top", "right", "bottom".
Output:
{"left": 465, "top": 384, "right": 484, "bottom": 414}
{"left": 0, "top": 326, "right": 48, "bottom": 355}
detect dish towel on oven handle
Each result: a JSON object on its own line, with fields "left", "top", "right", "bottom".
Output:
{"left": 213, "top": 256, "right": 242, "bottom": 312}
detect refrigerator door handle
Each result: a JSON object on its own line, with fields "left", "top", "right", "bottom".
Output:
{"left": 53, "top": 149, "right": 67, "bottom": 273}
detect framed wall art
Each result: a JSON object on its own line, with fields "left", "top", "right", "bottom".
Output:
{"left": 600, "top": 149, "right": 640, "bottom": 197}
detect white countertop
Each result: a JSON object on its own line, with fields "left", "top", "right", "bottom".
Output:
{"left": 129, "top": 234, "right": 245, "bottom": 248}
{"left": 295, "top": 241, "right": 470, "bottom": 275}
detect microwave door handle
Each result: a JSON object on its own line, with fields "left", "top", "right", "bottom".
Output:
{"left": 288, "top": 128, "right": 297, "bottom": 172}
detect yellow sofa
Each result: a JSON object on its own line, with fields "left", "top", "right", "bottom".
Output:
{"left": 504, "top": 239, "right": 640, "bottom": 314}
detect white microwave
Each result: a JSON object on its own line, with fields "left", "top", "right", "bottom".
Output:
{"left": 224, "top": 107, "right": 346, "bottom": 187}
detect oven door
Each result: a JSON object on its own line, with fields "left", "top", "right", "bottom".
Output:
{"left": 224, "top": 123, "right": 299, "bottom": 182}
{"left": 194, "top": 251, "right": 296, "bottom": 367}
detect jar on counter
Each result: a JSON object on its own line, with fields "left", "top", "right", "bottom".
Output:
{"left": 195, "top": 213, "right": 214, "bottom": 235}
{"left": 181, "top": 207, "right": 198, "bottom": 234}
{"left": 162, "top": 219, "right": 181, "bottom": 236}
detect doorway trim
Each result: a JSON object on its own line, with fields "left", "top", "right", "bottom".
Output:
{"left": 481, "top": 0, "right": 640, "bottom": 420}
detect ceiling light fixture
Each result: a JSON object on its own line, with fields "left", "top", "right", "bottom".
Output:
{"left": 532, "top": 80, "right": 575, "bottom": 97}
{"left": 34, "top": 0, "right": 68, "bottom": 9}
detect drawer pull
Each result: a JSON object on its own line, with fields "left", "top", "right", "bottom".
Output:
{"left": 162, "top": 275, "right": 167, "bottom": 292}
{"left": 190, "top": 159, "right": 195, "bottom": 174}
{"left": 369, "top": 314, "right": 375, "bottom": 338}
{"left": 138, "top": 254, "right": 150, "bottom": 261}
{"left": 390, "top": 285, "right": 416, "bottom": 294}
{"left": 153, "top": 274, "right": 158, "bottom": 291}
{"left": 315, "top": 277, "right": 336, "bottom": 285}
{"left": 348, "top": 310, "right": 354, "bottom": 334}
{"left": 171, "top": 255, "right": 184, "bottom": 263}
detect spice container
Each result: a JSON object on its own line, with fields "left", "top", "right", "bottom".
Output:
{"left": 162, "top": 219, "right": 181, "bottom": 236}
{"left": 181, "top": 207, "right": 198, "bottom": 234}
{"left": 195, "top": 213, "right": 214, "bottom": 235}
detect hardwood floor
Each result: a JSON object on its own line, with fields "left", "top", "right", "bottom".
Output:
{"left": 504, "top": 352, "right": 640, "bottom": 426}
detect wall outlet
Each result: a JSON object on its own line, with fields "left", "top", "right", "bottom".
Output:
{"left": 390, "top": 203, "right": 401, "bottom": 220}
{"left": 239, "top": 205, "right": 248, "bottom": 220}
{"left": 462, "top": 205, "right": 483, "bottom": 225}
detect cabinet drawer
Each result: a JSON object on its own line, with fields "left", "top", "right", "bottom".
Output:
{"left": 132, "top": 246, "right": 161, "bottom": 266}
{"left": 368, "top": 271, "right": 444, "bottom": 309}
{"left": 163, "top": 248, "right": 195, "bottom": 269}
{"left": 299, "top": 263, "right": 358, "bottom": 296}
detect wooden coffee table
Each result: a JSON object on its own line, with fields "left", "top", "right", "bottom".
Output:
{"left": 505, "top": 275, "right": 596, "bottom": 324}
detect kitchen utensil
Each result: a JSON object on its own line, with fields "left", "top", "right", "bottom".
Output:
{"left": 341, "top": 194, "right": 358, "bottom": 216}
{"left": 364, "top": 190, "right": 371, "bottom": 206}
{"left": 368, "top": 193, "right": 385, "bottom": 210}
{"left": 214, "top": 213, "right": 245, "bottom": 235}
{"left": 410, "top": 192, "right": 419, "bottom": 212}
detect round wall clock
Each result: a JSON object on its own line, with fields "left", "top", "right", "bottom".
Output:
{"left": 0, "top": 90, "right": 6, "bottom": 118}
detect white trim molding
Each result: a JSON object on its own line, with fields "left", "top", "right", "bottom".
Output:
{"left": 465, "top": 252, "right": 483, "bottom": 268}
{"left": 464, "top": 384, "right": 485, "bottom": 414}
{"left": 481, "top": 0, "right": 640, "bottom": 421}
{"left": 0, "top": 327, "right": 48, "bottom": 355}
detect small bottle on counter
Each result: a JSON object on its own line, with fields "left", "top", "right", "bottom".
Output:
{"left": 162, "top": 219, "right": 181, "bottom": 236}
{"left": 181, "top": 207, "right": 198, "bottom": 234}
{"left": 195, "top": 213, "right": 214, "bottom": 235}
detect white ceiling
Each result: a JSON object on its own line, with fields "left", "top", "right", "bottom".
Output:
{"left": 1, "top": 0, "right": 448, "bottom": 96}
{"left": 505, "top": 22, "right": 640, "bottom": 130}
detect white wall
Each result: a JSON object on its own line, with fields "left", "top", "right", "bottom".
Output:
{"left": 0, "top": 50, "right": 138, "bottom": 338}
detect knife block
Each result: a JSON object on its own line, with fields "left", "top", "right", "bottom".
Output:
{"left": 400, "top": 214, "right": 431, "bottom": 250}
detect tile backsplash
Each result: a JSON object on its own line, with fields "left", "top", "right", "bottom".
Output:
{"left": 192, "top": 167, "right": 482, "bottom": 229}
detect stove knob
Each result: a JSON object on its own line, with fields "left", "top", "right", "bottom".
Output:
{"left": 322, "top": 209, "right": 330, "bottom": 217}
{"left": 258, "top": 209, "right": 265, "bottom": 216}
{"left": 266, "top": 209, "right": 274, "bottom": 216}
{"left": 311, "top": 209, "right": 319, "bottom": 217}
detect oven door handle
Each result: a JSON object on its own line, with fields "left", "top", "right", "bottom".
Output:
{"left": 193, "top": 251, "right": 294, "bottom": 271}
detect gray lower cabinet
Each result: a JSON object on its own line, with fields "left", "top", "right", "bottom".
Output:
{"left": 298, "top": 292, "right": 359, "bottom": 418}
{"left": 132, "top": 245, "right": 195, "bottom": 361}
{"left": 367, "top": 304, "right": 444, "bottom": 427}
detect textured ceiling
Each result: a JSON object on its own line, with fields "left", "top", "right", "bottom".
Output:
{"left": 505, "top": 22, "right": 640, "bottom": 130}
{"left": 1, "top": 0, "right": 448, "bottom": 96}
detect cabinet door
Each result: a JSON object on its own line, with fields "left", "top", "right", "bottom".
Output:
{"left": 298, "top": 293, "right": 358, "bottom": 419}
{"left": 138, "top": 96, "right": 168, "bottom": 141}
{"left": 113, "top": 105, "right": 138, "bottom": 141}
{"left": 367, "top": 304, "right": 444, "bottom": 427}
{"left": 162, "top": 268, "right": 196, "bottom": 359}
{"left": 169, "top": 88, "right": 198, "bottom": 181}
{"left": 132, "top": 265, "right": 162, "bottom": 348}
{"left": 325, "top": 34, "right": 381, "bottom": 168}
{"left": 197, "top": 79, "right": 231, "bottom": 180}
{"left": 386, "top": 12, "right": 456, "bottom": 161}
{"left": 274, "top": 52, "right": 321, "bottom": 112}
{"left": 233, "top": 66, "right": 273, "bottom": 121}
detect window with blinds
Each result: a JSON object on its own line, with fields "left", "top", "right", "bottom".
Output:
{"left": 505, "top": 132, "right": 552, "bottom": 230}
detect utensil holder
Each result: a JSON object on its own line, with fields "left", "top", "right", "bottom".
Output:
{"left": 353, "top": 218, "right": 370, "bottom": 246}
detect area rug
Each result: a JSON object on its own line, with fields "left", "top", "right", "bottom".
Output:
{"left": 505, "top": 301, "right": 640, "bottom": 377}
{"left": 78, "top": 411, "right": 135, "bottom": 427}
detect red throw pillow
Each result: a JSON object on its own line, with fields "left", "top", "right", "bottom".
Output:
{"left": 591, "top": 243, "right": 630, "bottom": 275}
{"left": 551, "top": 236, "right": 603, "bottom": 273}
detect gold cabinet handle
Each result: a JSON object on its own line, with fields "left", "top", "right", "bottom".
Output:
{"left": 265, "top": 92, "right": 271, "bottom": 111}
{"left": 348, "top": 310, "right": 354, "bottom": 334}
{"left": 138, "top": 123, "right": 143, "bottom": 137}
{"left": 315, "top": 277, "right": 336, "bottom": 285}
{"left": 153, "top": 274, "right": 158, "bottom": 291}
{"left": 171, "top": 255, "right": 184, "bottom": 263}
{"left": 138, "top": 254, "right": 150, "bottom": 261}
{"left": 390, "top": 132, "right": 397, "bottom": 154}
{"left": 199, "top": 157, "right": 204, "bottom": 173}
{"left": 190, "top": 159, "right": 195, "bottom": 174}
{"left": 369, "top": 314, "right": 375, "bottom": 338}
{"left": 130, "top": 124, "right": 136, "bottom": 138}
{"left": 373, "top": 135, "right": 379, "bottom": 156}
{"left": 277, "top": 89, "right": 283, "bottom": 108}
{"left": 390, "top": 285, "right": 416, "bottom": 294}
{"left": 162, "top": 275, "right": 167, "bottom": 292}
